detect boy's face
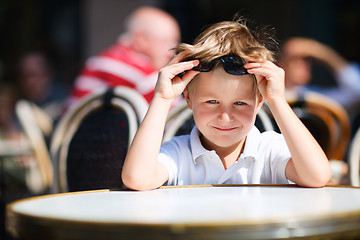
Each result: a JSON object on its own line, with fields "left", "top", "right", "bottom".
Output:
{"left": 184, "top": 66, "right": 263, "bottom": 151}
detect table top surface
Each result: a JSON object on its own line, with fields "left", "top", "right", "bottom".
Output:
{"left": 8, "top": 185, "right": 360, "bottom": 224}
{"left": 6, "top": 185, "right": 360, "bottom": 240}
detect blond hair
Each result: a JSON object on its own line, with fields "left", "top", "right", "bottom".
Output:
{"left": 175, "top": 18, "right": 276, "bottom": 63}
{"left": 176, "top": 18, "right": 276, "bottom": 99}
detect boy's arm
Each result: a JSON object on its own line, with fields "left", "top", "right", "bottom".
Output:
{"left": 268, "top": 97, "right": 331, "bottom": 187}
{"left": 121, "top": 54, "right": 199, "bottom": 191}
{"left": 246, "top": 61, "right": 332, "bottom": 187}
{"left": 122, "top": 95, "right": 172, "bottom": 191}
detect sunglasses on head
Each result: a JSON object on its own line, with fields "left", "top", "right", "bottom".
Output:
{"left": 192, "top": 55, "right": 251, "bottom": 75}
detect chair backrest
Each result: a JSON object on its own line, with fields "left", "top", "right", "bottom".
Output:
{"left": 349, "top": 127, "right": 360, "bottom": 186}
{"left": 284, "top": 91, "right": 351, "bottom": 161}
{"left": 15, "top": 100, "right": 54, "bottom": 193}
{"left": 50, "top": 87, "right": 148, "bottom": 192}
{"left": 163, "top": 98, "right": 274, "bottom": 143}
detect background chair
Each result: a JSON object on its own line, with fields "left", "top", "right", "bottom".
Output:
{"left": 163, "top": 98, "right": 274, "bottom": 143}
{"left": 282, "top": 91, "right": 351, "bottom": 161}
{"left": 349, "top": 127, "right": 360, "bottom": 186}
{"left": 264, "top": 91, "right": 351, "bottom": 185}
{"left": 15, "top": 100, "right": 54, "bottom": 193}
{"left": 50, "top": 87, "right": 148, "bottom": 193}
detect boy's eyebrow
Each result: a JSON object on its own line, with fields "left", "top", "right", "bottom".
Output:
{"left": 197, "top": 91, "right": 254, "bottom": 100}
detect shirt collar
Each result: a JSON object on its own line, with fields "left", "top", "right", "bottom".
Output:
{"left": 241, "top": 126, "right": 261, "bottom": 161}
{"left": 189, "top": 126, "right": 212, "bottom": 164}
{"left": 189, "top": 126, "right": 261, "bottom": 164}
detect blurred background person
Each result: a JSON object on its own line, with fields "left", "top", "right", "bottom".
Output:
{"left": 16, "top": 51, "right": 70, "bottom": 120}
{"left": 0, "top": 85, "right": 40, "bottom": 194}
{"left": 277, "top": 37, "right": 360, "bottom": 184}
{"left": 0, "top": 86, "right": 21, "bottom": 145}
{"left": 278, "top": 37, "right": 360, "bottom": 123}
{"left": 65, "top": 6, "right": 181, "bottom": 110}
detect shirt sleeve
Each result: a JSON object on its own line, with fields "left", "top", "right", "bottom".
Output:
{"left": 266, "top": 132, "right": 292, "bottom": 184}
{"left": 158, "top": 140, "right": 180, "bottom": 186}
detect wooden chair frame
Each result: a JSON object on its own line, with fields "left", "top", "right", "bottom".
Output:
{"left": 349, "top": 127, "right": 360, "bottom": 186}
{"left": 50, "top": 87, "right": 148, "bottom": 193}
{"left": 15, "top": 100, "right": 54, "bottom": 192}
{"left": 286, "top": 92, "right": 351, "bottom": 161}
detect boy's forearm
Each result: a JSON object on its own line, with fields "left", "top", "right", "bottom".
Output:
{"left": 122, "top": 52, "right": 199, "bottom": 190}
{"left": 122, "top": 95, "right": 173, "bottom": 190}
{"left": 267, "top": 97, "right": 331, "bottom": 187}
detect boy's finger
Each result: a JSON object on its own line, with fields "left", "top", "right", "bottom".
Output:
{"left": 180, "top": 70, "right": 200, "bottom": 85}
{"left": 245, "top": 60, "right": 278, "bottom": 70}
{"left": 244, "top": 62, "right": 264, "bottom": 69}
{"left": 166, "top": 50, "right": 190, "bottom": 66}
{"left": 167, "top": 60, "right": 199, "bottom": 77}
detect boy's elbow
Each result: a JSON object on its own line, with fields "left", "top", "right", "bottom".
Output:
{"left": 301, "top": 168, "right": 332, "bottom": 188}
{"left": 314, "top": 163, "right": 333, "bottom": 187}
{"left": 322, "top": 171, "right": 332, "bottom": 187}
{"left": 122, "top": 172, "right": 143, "bottom": 191}
{"left": 308, "top": 174, "right": 331, "bottom": 188}
{"left": 122, "top": 171, "right": 158, "bottom": 191}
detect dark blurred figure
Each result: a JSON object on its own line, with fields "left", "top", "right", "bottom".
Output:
{"left": 278, "top": 37, "right": 360, "bottom": 184}
{"left": 0, "top": 84, "right": 45, "bottom": 194}
{"left": 65, "top": 6, "right": 181, "bottom": 110}
{"left": 17, "top": 52, "right": 69, "bottom": 120}
{"left": 0, "top": 86, "right": 21, "bottom": 144}
{"left": 278, "top": 37, "right": 360, "bottom": 120}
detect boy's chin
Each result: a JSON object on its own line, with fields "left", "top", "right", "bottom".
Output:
{"left": 201, "top": 135, "right": 245, "bottom": 150}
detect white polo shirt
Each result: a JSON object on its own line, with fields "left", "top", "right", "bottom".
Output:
{"left": 158, "top": 126, "right": 291, "bottom": 186}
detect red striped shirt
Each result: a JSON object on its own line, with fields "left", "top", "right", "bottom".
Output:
{"left": 65, "top": 43, "right": 158, "bottom": 110}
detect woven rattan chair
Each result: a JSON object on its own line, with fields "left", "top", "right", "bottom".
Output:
{"left": 260, "top": 91, "right": 352, "bottom": 185}
{"left": 50, "top": 87, "right": 148, "bottom": 192}
{"left": 15, "top": 100, "right": 54, "bottom": 193}
{"left": 349, "top": 127, "right": 360, "bottom": 186}
{"left": 284, "top": 91, "right": 351, "bottom": 161}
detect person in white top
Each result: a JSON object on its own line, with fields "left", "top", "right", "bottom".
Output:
{"left": 122, "top": 18, "right": 331, "bottom": 190}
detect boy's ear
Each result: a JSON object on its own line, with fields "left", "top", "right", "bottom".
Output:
{"left": 183, "top": 88, "right": 192, "bottom": 110}
{"left": 256, "top": 97, "right": 264, "bottom": 114}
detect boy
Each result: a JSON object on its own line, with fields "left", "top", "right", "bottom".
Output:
{"left": 122, "top": 19, "right": 331, "bottom": 190}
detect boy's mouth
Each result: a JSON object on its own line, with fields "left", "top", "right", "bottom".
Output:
{"left": 213, "top": 126, "right": 238, "bottom": 131}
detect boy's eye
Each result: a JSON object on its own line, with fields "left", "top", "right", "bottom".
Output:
{"left": 207, "top": 100, "right": 218, "bottom": 104}
{"left": 234, "top": 101, "right": 245, "bottom": 105}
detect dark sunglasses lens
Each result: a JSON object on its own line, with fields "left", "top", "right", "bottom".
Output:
{"left": 221, "top": 56, "right": 249, "bottom": 75}
{"left": 193, "top": 61, "right": 215, "bottom": 72}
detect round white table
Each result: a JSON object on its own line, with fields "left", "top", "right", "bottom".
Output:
{"left": 6, "top": 184, "right": 360, "bottom": 239}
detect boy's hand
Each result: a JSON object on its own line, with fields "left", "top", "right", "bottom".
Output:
{"left": 154, "top": 52, "right": 199, "bottom": 102}
{"left": 245, "top": 60, "right": 286, "bottom": 103}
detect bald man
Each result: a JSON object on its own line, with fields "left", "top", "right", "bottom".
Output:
{"left": 65, "top": 6, "right": 180, "bottom": 109}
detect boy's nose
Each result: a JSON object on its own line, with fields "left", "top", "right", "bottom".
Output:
{"left": 218, "top": 107, "right": 233, "bottom": 122}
